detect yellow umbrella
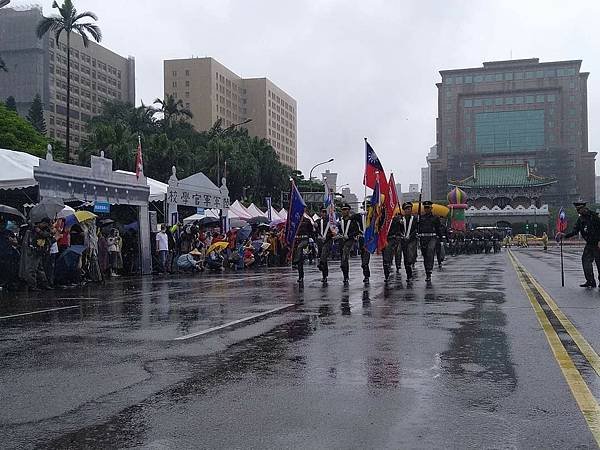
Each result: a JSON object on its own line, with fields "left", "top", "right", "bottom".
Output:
{"left": 207, "top": 241, "right": 229, "bottom": 254}
{"left": 74, "top": 210, "right": 97, "bottom": 223}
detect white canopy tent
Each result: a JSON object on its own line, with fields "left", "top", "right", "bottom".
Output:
{"left": 278, "top": 208, "right": 287, "bottom": 219}
{"left": 0, "top": 148, "right": 40, "bottom": 190}
{"left": 247, "top": 203, "right": 267, "bottom": 218}
{"left": 229, "top": 200, "right": 253, "bottom": 219}
{"left": 268, "top": 205, "right": 282, "bottom": 221}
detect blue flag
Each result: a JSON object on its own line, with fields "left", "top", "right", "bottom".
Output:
{"left": 364, "top": 177, "right": 382, "bottom": 253}
{"left": 285, "top": 180, "right": 306, "bottom": 246}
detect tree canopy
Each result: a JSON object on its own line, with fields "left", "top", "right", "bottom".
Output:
{"left": 0, "top": 103, "right": 48, "bottom": 155}
{"left": 27, "top": 94, "right": 47, "bottom": 134}
{"left": 80, "top": 99, "right": 294, "bottom": 206}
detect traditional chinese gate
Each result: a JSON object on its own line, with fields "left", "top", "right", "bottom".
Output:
{"left": 166, "top": 167, "right": 230, "bottom": 227}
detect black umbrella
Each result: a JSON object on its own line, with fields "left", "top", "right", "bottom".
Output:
{"left": 29, "top": 198, "right": 64, "bottom": 222}
{"left": 198, "top": 216, "right": 221, "bottom": 226}
{"left": 247, "top": 216, "right": 270, "bottom": 225}
{"left": 0, "top": 205, "right": 25, "bottom": 221}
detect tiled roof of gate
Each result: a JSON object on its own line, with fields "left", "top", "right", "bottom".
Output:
{"left": 449, "top": 163, "right": 556, "bottom": 188}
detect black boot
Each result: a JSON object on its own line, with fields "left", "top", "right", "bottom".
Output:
{"left": 363, "top": 277, "right": 369, "bottom": 284}
{"left": 425, "top": 272, "right": 432, "bottom": 282}
{"left": 581, "top": 281, "right": 596, "bottom": 288}
{"left": 384, "top": 268, "right": 390, "bottom": 282}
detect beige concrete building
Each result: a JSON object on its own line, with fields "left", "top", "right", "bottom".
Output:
{"left": 0, "top": 7, "right": 135, "bottom": 156}
{"left": 164, "top": 57, "right": 297, "bottom": 168}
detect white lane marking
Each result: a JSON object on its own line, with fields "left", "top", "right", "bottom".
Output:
{"left": 173, "top": 304, "right": 296, "bottom": 341}
{"left": 0, "top": 305, "right": 80, "bottom": 320}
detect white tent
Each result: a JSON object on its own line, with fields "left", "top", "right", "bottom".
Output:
{"left": 229, "top": 200, "right": 252, "bottom": 219}
{"left": 268, "top": 205, "right": 282, "bottom": 220}
{"left": 0, "top": 148, "right": 40, "bottom": 189}
{"left": 115, "top": 170, "right": 167, "bottom": 202}
{"left": 278, "top": 208, "right": 287, "bottom": 219}
{"left": 182, "top": 209, "right": 220, "bottom": 223}
{"left": 247, "top": 203, "right": 267, "bottom": 217}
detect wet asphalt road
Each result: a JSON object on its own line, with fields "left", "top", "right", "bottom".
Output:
{"left": 1, "top": 246, "right": 600, "bottom": 449}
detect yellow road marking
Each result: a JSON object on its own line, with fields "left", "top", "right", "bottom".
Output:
{"left": 508, "top": 250, "right": 600, "bottom": 446}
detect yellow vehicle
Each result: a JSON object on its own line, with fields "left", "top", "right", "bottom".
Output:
{"left": 514, "top": 233, "right": 543, "bottom": 246}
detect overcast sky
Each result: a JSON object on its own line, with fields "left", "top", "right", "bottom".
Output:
{"left": 12, "top": 0, "right": 600, "bottom": 197}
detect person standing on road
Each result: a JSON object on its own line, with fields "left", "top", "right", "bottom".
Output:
{"left": 397, "top": 202, "right": 418, "bottom": 280}
{"left": 338, "top": 203, "right": 361, "bottom": 284}
{"left": 315, "top": 207, "right": 334, "bottom": 283}
{"left": 383, "top": 210, "right": 402, "bottom": 282}
{"left": 418, "top": 201, "right": 443, "bottom": 282}
{"left": 557, "top": 202, "right": 600, "bottom": 288}
{"left": 156, "top": 224, "right": 169, "bottom": 274}
{"left": 292, "top": 215, "right": 315, "bottom": 283}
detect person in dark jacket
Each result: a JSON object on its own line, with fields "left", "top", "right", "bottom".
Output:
{"left": 338, "top": 203, "right": 361, "bottom": 284}
{"left": 394, "top": 202, "right": 418, "bottom": 280}
{"left": 418, "top": 201, "right": 443, "bottom": 282}
{"left": 314, "top": 207, "right": 334, "bottom": 283}
{"left": 292, "top": 216, "right": 315, "bottom": 283}
{"left": 557, "top": 202, "right": 600, "bottom": 288}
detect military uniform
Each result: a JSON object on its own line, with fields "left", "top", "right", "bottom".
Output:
{"left": 357, "top": 213, "right": 371, "bottom": 283}
{"left": 292, "top": 217, "right": 315, "bottom": 282}
{"left": 314, "top": 213, "right": 334, "bottom": 281}
{"left": 384, "top": 209, "right": 418, "bottom": 280}
{"left": 564, "top": 203, "right": 600, "bottom": 287}
{"left": 418, "top": 202, "right": 442, "bottom": 281}
{"left": 338, "top": 209, "right": 361, "bottom": 283}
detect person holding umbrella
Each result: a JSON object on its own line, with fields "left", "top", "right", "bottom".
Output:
{"left": 19, "top": 217, "right": 53, "bottom": 291}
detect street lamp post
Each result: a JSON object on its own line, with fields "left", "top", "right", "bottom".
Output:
{"left": 216, "top": 118, "right": 253, "bottom": 184}
{"left": 309, "top": 158, "right": 334, "bottom": 181}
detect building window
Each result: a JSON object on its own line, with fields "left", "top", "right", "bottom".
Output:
{"left": 544, "top": 69, "right": 556, "bottom": 77}
{"left": 495, "top": 98, "right": 503, "bottom": 106}
{"left": 172, "top": 81, "right": 177, "bottom": 87}
{"left": 547, "top": 94, "right": 556, "bottom": 102}
{"left": 484, "top": 98, "right": 493, "bottom": 106}
{"left": 185, "top": 80, "right": 190, "bottom": 87}
{"left": 525, "top": 95, "right": 535, "bottom": 104}
{"left": 475, "top": 109, "right": 545, "bottom": 154}
{"left": 515, "top": 96, "right": 524, "bottom": 104}
{"left": 536, "top": 95, "right": 545, "bottom": 103}
{"left": 185, "top": 69, "right": 190, "bottom": 76}
{"left": 474, "top": 75, "right": 483, "bottom": 83}
{"left": 473, "top": 99, "right": 482, "bottom": 107}
{"left": 536, "top": 70, "right": 544, "bottom": 78}
{"left": 505, "top": 73, "right": 513, "bottom": 81}
{"left": 495, "top": 73, "right": 503, "bottom": 81}
{"left": 172, "top": 71, "right": 177, "bottom": 76}
{"left": 505, "top": 97, "right": 514, "bottom": 105}
{"left": 185, "top": 92, "right": 189, "bottom": 98}
{"left": 455, "top": 76, "right": 463, "bottom": 84}
{"left": 514, "top": 72, "right": 523, "bottom": 80}
{"left": 525, "top": 71, "right": 535, "bottom": 79}
{"left": 485, "top": 74, "right": 494, "bottom": 82}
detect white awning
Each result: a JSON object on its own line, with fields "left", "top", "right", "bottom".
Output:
{"left": 247, "top": 203, "right": 267, "bottom": 217}
{"left": 0, "top": 148, "right": 40, "bottom": 190}
{"left": 115, "top": 170, "right": 167, "bottom": 202}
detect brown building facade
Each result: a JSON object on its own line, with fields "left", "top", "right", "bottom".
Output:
{"left": 431, "top": 58, "right": 595, "bottom": 206}
{"left": 0, "top": 7, "right": 135, "bottom": 156}
{"left": 164, "top": 57, "right": 297, "bottom": 169}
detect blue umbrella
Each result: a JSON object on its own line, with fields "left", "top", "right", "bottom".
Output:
{"left": 236, "top": 224, "right": 252, "bottom": 244}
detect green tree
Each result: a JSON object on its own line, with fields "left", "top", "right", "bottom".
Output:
{"left": 27, "top": 94, "right": 47, "bottom": 134}
{"left": 0, "top": 103, "right": 48, "bottom": 154}
{"left": 0, "top": 56, "right": 6, "bottom": 72}
{"left": 37, "top": 0, "right": 101, "bottom": 163}
{"left": 5, "top": 96, "right": 16, "bottom": 112}
{"left": 153, "top": 94, "right": 193, "bottom": 127}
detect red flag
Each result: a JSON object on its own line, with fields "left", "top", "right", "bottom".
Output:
{"left": 377, "top": 173, "right": 399, "bottom": 251}
{"left": 364, "top": 140, "right": 387, "bottom": 192}
{"left": 135, "top": 136, "right": 143, "bottom": 179}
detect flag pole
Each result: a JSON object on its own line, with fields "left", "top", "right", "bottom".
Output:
{"left": 560, "top": 237, "right": 565, "bottom": 287}
{"left": 363, "top": 138, "right": 368, "bottom": 217}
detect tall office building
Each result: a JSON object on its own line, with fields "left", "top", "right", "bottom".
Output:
{"left": 0, "top": 7, "right": 135, "bottom": 156}
{"left": 431, "top": 58, "right": 595, "bottom": 205}
{"left": 164, "top": 57, "right": 297, "bottom": 168}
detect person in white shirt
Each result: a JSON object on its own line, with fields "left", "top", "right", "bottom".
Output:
{"left": 155, "top": 225, "right": 169, "bottom": 273}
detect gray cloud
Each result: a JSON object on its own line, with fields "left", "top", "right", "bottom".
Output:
{"left": 14, "top": 0, "right": 599, "bottom": 198}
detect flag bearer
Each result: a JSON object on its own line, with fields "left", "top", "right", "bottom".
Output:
{"left": 293, "top": 216, "right": 315, "bottom": 283}
{"left": 338, "top": 203, "right": 361, "bottom": 284}
{"left": 418, "top": 201, "right": 442, "bottom": 282}
{"left": 397, "top": 202, "right": 419, "bottom": 280}
{"left": 315, "top": 207, "right": 334, "bottom": 283}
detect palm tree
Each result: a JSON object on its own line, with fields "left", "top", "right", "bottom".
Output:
{"left": 36, "top": 0, "right": 101, "bottom": 163}
{"left": 153, "top": 94, "right": 193, "bottom": 126}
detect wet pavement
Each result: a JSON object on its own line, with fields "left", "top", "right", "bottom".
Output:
{"left": 1, "top": 247, "right": 599, "bottom": 449}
